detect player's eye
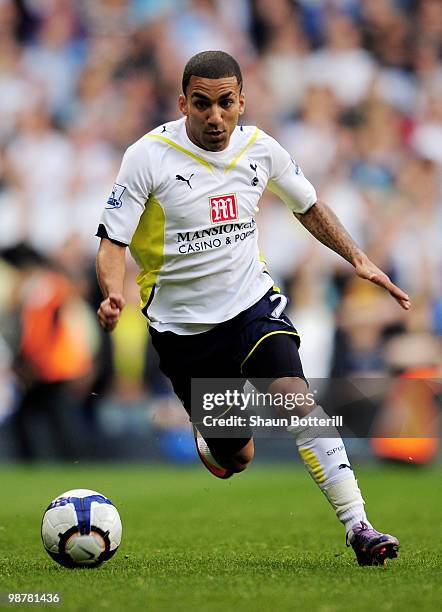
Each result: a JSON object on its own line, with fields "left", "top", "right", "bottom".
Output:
{"left": 221, "top": 99, "right": 234, "bottom": 108}
{"left": 194, "top": 100, "right": 208, "bottom": 110}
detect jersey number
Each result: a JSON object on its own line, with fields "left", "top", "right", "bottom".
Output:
{"left": 269, "top": 293, "right": 288, "bottom": 319}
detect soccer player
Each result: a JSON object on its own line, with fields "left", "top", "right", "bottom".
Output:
{"left": 96, "top": 51, "right": 409, "bottom": 565}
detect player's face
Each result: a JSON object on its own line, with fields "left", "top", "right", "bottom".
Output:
{"left": 179, "top": 76, "right": 245, "bottom": 152}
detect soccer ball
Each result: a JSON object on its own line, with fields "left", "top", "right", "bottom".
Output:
{"left": 41, "top": 489, "right": 122, "bottom": 568}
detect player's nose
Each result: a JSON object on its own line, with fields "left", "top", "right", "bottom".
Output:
{"left": 207, "top": 104, "right": 223, "bottom": 126}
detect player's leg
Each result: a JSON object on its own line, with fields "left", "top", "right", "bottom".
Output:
{"left": 243, "top": 333, "right": 399, "bottom": 565}
{"left": 167, "top": 373, "right": 254, "bottom": 478}
{"left": 149, "top": 327, "right": 254, "bottom": 479}
{"left": 175, "top": 376, "right": 255, "bottom": 479}
{"left": 191, "top": 378, "right": 255, "bottom": 478}
{"left": 194, "top": 429, "right": 254, "bottom": 477}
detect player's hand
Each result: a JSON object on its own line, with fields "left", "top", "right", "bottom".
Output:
{"left": 354, "top": 255, "right": 411, "bottom": 310}
{"left": 97, "top": 293, "right": 126, "bottom": 332}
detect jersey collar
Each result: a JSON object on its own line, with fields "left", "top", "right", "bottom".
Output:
{"left": 179, "top": 117, "right": 241, "bottom": 161}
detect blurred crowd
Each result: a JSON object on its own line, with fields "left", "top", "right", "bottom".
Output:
{"left": 0, "top": 0, "right": 441, "bottom": 460}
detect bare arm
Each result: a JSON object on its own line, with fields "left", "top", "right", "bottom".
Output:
{"left": 96, "top": 238, "right": 127, "bottom": 331}
{"left": 295, "top": 201, "right": 411, "bottom": 310}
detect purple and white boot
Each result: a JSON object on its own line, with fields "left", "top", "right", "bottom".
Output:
{"left": 347, "top": 521, "right": 399, "bottom": 566}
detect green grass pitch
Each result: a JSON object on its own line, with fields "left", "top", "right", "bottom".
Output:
{"left": 0, "top": 463, "right": 440, "bottom": 611}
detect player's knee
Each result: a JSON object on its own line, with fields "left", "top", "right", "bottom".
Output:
{"left": 268, "top": 376, "right": 315, "bottom": 417}
{"left": 269, "top": 375, "right": 308, "bottom": 395}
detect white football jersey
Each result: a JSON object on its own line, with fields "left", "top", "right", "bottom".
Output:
{"left": 98, "top": 118, "right": 317, "bottom": 333}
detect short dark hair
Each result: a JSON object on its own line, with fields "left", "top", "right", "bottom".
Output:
{"left": 182, "top": 50, "right": 243, "bottom": 94}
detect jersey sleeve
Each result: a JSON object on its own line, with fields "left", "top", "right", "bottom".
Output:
{"left": 97, "top": 140, "right": 152, "bottom": 245}
{"left": 265, "top": 135, "right": 317, "bottom": 214}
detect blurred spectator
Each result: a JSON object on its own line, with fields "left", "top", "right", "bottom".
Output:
{"left": 166, "top": 0, "right": 247, "bottom": 59}
{"left": 306, "top": 12, "right": 376, "bottom": 107}
{"left": 252, "top": 0, "right": 309, "bottom": 117}
{"left": 0, "top": 244, "right": 97, "bottom": 460}
{"left": 6, "top": 107, "right": 75, "bottom": 252}
{"left": 277, "top": 85, "right": 339, "bottom": 186}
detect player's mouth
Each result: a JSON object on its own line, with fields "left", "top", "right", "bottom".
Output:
{"left": 206, "top": 130, "right": 226, "bottom": 141}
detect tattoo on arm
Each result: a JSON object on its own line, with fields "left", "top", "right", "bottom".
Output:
{"left": 294, "top": 201, "right": 362, "bottom": 266}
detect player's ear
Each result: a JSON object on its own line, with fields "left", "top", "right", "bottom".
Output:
{"left": 238, "top": 92, "right": 245, "bottom": 116}
{"left": 178, "top": 94, "right": 188, "bottom": 116}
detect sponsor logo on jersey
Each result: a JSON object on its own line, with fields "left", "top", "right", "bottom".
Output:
{"left": 106, "top": 183, "right": 126, "bottom": 209}
{"left": 210, "top": 193, "right": 238, "bottom": 224}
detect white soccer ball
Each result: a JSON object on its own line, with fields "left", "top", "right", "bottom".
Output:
{"left": 41, "top": 489, "right": 122, "bottom": 568}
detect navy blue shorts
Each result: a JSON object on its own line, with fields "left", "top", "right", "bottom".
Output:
{"left": 149, "top": 288, "right": 305, "bottom": 418}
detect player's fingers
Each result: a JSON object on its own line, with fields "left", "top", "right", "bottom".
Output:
{"left": 376, "top": 275, "right": 410, "bottom": 304}
{"left": 98, "top": 310, "right": 118, "bottom": 324}
{"left": 98, "top": 315, "right": 117, "bottom": 332}
{"left": 371, "top": 274, "right": 411, "bottom": 310}
{"left": 386, "top": 280, "right": 409, "bottom": 300}
{"left": 109, "top": 293, "right": 125, "bottom": 310}
{"left": 395, "top": 296, "right": 411, "bottom": 310}
{"left": 388, "top": 285, "right": 411, "bottom": 310}
{"left": 358, "top": 265, "right": 411, "bottom": 311}
{"left": 101, "top": 303, "right": 120, "bottom": 316}
{"left": 97, "top": 303, "right": 120, "bottom": 331}
{"left": 99, "top": 296, "right": 124, "bottom": 316}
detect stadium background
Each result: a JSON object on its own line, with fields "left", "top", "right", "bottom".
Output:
{"left": 0, "top": 0, "right": 440, "bottom": 464}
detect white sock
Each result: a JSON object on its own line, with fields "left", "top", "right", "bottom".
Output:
{"left": 288, "top": 405, "right": 372, "bottom": 533}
